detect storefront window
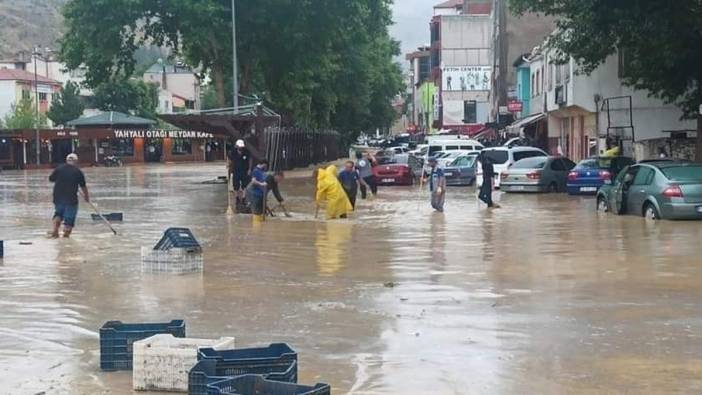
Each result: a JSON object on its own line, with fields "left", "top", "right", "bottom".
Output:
{"left": 172, "top": 139, "right": 192, "bottom": 155}
{"left": 110, "top": 138, "right": 134, "bottom": 156}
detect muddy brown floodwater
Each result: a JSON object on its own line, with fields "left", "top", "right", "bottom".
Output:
{"left": 1, "top": 163, "right": 702, "bottom": 395}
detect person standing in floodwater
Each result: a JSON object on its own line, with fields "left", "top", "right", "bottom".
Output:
{"left": 228, "top": 139, "right": 253, "bottom": 204}
{"left": 338, "top": 161, "right": 361, "bottom": 209}
{"left": 246, "top": 159, "right": 269, "bottom": 221}
{"left": 49, "top": 153, "right": 90, "bottom": 238}
{"left": 478, "top": 153, "right": 500, "bottom": 209}
{"left": 356, "top": 152, "right": 377, "bottom": 199}
{"left": 315, "top": 165, "right": 353, "bottom": 219}
{"left": 423, "top": 157, "right": 446, "bottom": 212}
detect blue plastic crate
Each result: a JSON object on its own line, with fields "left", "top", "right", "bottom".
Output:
{"left": 189, "top": 344, "right": 297, "bottom": 395}
{"left": 154, "top": 228, "right": 201, "bottom": 252}
{"left": 206, "top": 375, "right": 330, "bottom": 395}
{"left": 99, "top": 319, "right": 185, "bottom": 371}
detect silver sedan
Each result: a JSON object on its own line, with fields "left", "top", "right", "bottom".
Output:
{"left": 501, "top": 156, "right": 576, "bottom": 193}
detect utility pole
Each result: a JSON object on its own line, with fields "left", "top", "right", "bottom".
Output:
{"left": 231, "top": 0, "right": 239, "bottom": 110}
{"left": 33, "top": 47, "right": 40, "bottom": 166}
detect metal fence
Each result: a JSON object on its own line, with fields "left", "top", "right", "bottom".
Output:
{"left": 264, "top": 127, "right": 341, "bottom": 171}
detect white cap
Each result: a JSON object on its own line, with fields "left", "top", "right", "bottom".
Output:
{"left": 235, "top": 139, "right": 245, "bottom": 148}
{"left": 66, "top": 153, "right": 79, "bottom": 162}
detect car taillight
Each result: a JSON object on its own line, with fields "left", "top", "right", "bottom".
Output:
{"left": 662, "top": 185, "right": 683, "bottom": 198}
{"left": 527, "top": 171, "right": 541, "bottom": 180}
{"left": 567, "top": 171, "right": 578, "bottom": 181}
{"left": 599, "top": 170, "right": 612, "bottom": 180}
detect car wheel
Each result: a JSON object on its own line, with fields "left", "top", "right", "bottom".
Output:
{"left": 643, "top": 203, "right": 660, "bottom": 221}
{"left": 596, "top": 196, "right": 609, "bottom": 213}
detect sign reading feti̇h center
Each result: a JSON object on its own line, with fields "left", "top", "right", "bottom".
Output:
{"left": 442, "top": 66, "right": 492, "bottom": 92}
{"left": 113, "top": 130, "right": 215, "bottom": 139}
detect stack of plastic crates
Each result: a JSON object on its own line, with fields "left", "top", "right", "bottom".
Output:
{"left": 142, "top": 227, "right": 203, "bottom": 273}
{"left": 132, "top": 334, "right": 235, "bottom": 392}
{"left": 188, "top": 343, "right": 298, "bottom": 395}
{"left": 99, "top": 320, "right": 185, "bottom": 371}
{"left": 206, "top": 374, "right": 331, "bottom": 395}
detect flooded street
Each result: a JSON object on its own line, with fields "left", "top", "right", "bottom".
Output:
{"left": 1, "top": 162, "right": 702, "bottom": 395}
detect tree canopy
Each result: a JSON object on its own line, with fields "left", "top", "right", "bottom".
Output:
{"left": 509, "top": 0, "right": 702, "bottom": 118}
{"left": 48, "top": 81, "right": 85, "bottom": 126}
{"left": 92, "top": 79, "right": 158, "bottom": 120}
{"left": 4, "top": 97, "right": 47, "bottom": 129}
{"left": 59, "top": 0, "right": 403, "bottom": 134}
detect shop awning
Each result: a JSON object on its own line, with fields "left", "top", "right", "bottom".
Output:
{"left": 158, "top": 104, "right": 280, "bottom": 139}
{"left": 506, "top": 113, "right": 546, "bottom": 136}
{"left": 67, "top": 111, "right": 156, "bottom": 128}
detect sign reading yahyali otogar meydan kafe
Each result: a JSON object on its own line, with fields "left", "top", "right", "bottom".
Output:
{"left": 113, "top": 130, "right": 215, "bottom": 139}
{"left": 442, "top": 66, "right": 492, "bottom": 92}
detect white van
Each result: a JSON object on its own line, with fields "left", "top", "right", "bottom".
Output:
{"left": 476, "top": 146, "right": 548, "bottom": 188}
{"left": 427, "top": 139, "right": 484, "bottom": 157}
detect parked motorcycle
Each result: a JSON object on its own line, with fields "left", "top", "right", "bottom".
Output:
{"left": 103, "top": 156, "right": 123, "bottom": 167}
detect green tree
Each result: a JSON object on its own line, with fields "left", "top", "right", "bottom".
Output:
{"left": 92, "top": 79, "right": 158, "bottom": 119}
{"left": 48, "top": 81, "right": 85, "bottom": 126}
{"left": 4, "top": 97, "right": 47, "bottom": 129}
{"left": 59, "top": 0, "right": 403, "bottom": 133}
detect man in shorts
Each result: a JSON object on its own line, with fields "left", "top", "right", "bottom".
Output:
{"left": 49, "top": 153, "right": 90, "bottom": 238}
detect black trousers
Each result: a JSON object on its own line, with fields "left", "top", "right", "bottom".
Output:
{"left": 360, "top": 176, "right": 377, "bottom": 199}
{"left": 343, "top": 186, "right": 358, "bottom": 209}
{"left": 478, "top": 180, "right": 493, "bottom": 207}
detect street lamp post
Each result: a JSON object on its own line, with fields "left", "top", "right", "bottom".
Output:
{"left": 231, "top": 0, "right": 239, "bottom": 110}
{"left": 33, "top": 47, "right": 40, "bottom": 166}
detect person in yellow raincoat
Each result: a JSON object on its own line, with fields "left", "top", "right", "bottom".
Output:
{"left": 315, "top": 165, "right": 353, "bottom": 220}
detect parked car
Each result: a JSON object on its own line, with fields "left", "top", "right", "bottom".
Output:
{"left": 501, "top": 156, "right": 576, "bottom": 193}
{"left": 386, "top": 146, "right": 410, "bottom": 155}
{"left": 436, "top": 150, "right": 478, "bottom": 168}
{"left": 477, "top": 146, "right": 548, "bottom": 188}
{"left": 596, "top": 161, "right": 702, "bottom": 220}
{"left": 567, "top": 156, "right": 636, "bottom": 195}
{"left": 444, "top": 154, "right": 479, "bottom": 186}
{"left": 374, "top": 156, "right": 413, "bottom": 186}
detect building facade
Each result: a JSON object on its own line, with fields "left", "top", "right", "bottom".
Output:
{"left": 431, "top": 0, "right": 493, "bottom": 134}
{"left": 143, "top": 62, "right": 201, "bottom": 114}
{"left": 0, "top": 68, "right": 61, "bottom": 122}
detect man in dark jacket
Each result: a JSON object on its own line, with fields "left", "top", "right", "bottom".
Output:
{"left": 478, "top": 153, "right": 500, "bottom": 209}
{"left": 49, "top": 153, "right": 90, "bottom": 238}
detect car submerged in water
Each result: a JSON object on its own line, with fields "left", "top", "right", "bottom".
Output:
{"left": 443, "top": 153, "right": 479, "bottom": 186}
{"left": 501, "top": 156, "right": 576, "bottom": 193}
{"left": 373, "top": 156, "right": 414, "bottom": 186}
{"left": 567, "top": 156, "right": 636, "bottom": 195}
{"left": 596, "top": 161, "right": 702, "bottom": 220}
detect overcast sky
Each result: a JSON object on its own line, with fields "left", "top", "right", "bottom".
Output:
{"left": 390, "top": 0, "right": 435, "bottom": 64}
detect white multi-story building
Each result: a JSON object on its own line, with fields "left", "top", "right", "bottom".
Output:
{"left": 0, "top": 68, "right": 61, "bottom": 123}
{"left": 143, "top": 61, "right": 201, "bottom": 114}
{"left": 521, "top": 38, "right": 695, "bottom": 161}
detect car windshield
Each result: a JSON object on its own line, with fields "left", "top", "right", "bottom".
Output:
{"left": 661, "top": 165, "right": 702, "bottom": 181}
{"left": 576, "top": 158, "right": 612, "bottom": 169}
{"left": 484, "top": 150, "right": 508, "bottom": 164}
{"left": 512, "top": 157, "right": 547, "bottom": 169}
{"left": 450, "top": 156, "right": 477, "bottom": 167}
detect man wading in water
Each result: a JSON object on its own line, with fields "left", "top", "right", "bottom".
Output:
{"left": 423, "top": 157, "right": 446, "bottom": 212}
{"left": 49, "top": 153, "right": 90, "bottom": 238}
{"left": 478, "top": 152, "right": 500, "bottom": 209}
{"left": 246, "top": 159, "right": 269, "bottom": 222}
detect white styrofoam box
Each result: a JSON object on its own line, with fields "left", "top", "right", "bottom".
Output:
{"left": 141, "top": 247, "right": 204, "bottom": 273}
{"left": 133, "top": 334, "right": 235, "bottom": 392}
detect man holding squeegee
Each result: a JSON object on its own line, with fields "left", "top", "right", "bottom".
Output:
{"left": 49, "top": 153, "right": 89, "bottom": 238}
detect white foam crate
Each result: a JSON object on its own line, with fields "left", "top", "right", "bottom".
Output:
{"left": 141, "top": 247, "right": 204, "bottom": 273}
{"left": 133, "top": 334, "right": 235, "bottom": 392}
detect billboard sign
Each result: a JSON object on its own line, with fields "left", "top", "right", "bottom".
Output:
{"left": 442, "top": 66, "right": 491, "bottom": 92}
{"left": 507, "top": 100, "right": 523, "bottom": 113}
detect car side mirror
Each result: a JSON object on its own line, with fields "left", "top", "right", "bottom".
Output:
{"left": 624, "top": 174, "right": 634, "bottom": 184}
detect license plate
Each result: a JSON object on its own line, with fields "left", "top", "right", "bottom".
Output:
{"left": 382, "top": 178, "right": 395, "bottom": 183}
{"left": 580, "top": 187, "right": 597, "bottom": 192}
{"left": 512, "top": 186, "right": 525, "bottom": 191}
{"left": 696, "top": 206, "right": 702, "bottom": 213}
{"left": 444, "top": 172, "right": 453, "bottom": 177}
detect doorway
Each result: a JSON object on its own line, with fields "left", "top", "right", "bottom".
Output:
{"left": 144, "top": 139, "right": 163, "bottom": 163}
{"left": 51, "top": 139, "right": 73, "bottom": 164}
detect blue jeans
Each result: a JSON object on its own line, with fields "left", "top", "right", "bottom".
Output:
{"left": 54, "top": 203, "right": 79, "bottom": 227}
